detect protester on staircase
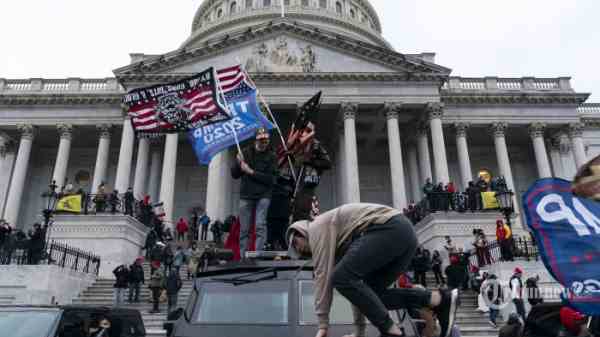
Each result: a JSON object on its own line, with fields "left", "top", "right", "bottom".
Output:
{"left": 510, "top": 267, "right": 527, "bottom": 322}
{"left": 199, "top": 212, "right": 210, "bottom": 241}
{"left": 186, "top": 242, "right": 203, "bottom": 279}
{"left": 108, "top": 190, "right": 120, "bottom": 214}
{"left": 149, "top": 242, "right": 164, "bottom": 275}
{"left": 189, "top": 211, "right": 199, "bottom": 242}
{"left": 232, "top": 127, "right": 277, "bottom": 256}
{"left": 112, "top": 264, "right": 129, "bottom": 307}
{"left": 149, "top": 267, "right": 165, "bottom": 314}
{"left": 482, "top": 274, "right": 502, "bottom": 329}
{"left": 128, "top": 257, "right": 144, "bottom": 303}
{"left": 164, "top": 269, "right": 182, "bottom": 314}
{"left": 176, "top": 217, "right": 189, "bottom": 242}
{"left": 163, "top": 245, "right": 174, "bottom": 275}
{"left": 431, "top": 250, "right": 445, "bottom": 286}
{"left": 496, "top": 219, "right": 514, "bottom": 262}
{"left": 173, "top": 246, "right": 185, "bottom": 276}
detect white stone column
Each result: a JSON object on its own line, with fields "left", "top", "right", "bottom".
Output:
{"left": 336, "top": 130, "right": 347, "bottom": 205}
{"left": 0, "top": 136, "right": 16, "bottom": 219}
{"left": 91, "top": 125, "right": 111, "bottom": 194}
{"left": 160, "top": 133, "right": 178, "bottom": 227}
{"left": 114, "top": 118, "right": 135, "bottom": 193}
{"left": 491, "top": 122, "right": 517, "bottom": 195}
{"left": 206, "top": 151, "right": 232, "bottom": 221}
{"left": 407, "top": 144, "right": 421, "bottom": 202}
{"left": 569, "top": 123, "right": 588, "bottom": 169}
{"left": 416, "top": 124, "right": 433, "bottom": 185}
{"left": 147, "top": 144, "right": 162, "bottom": 203}
{"left": 558, "top": 133, "right": 575, "bottom": 179}
{"left": 133, "top": 136, "right": 150, "bottom": 199}
{"left": 455, "top": 122, "right": 473, "bottom": 189}
{"left": 52, "top": 124, "right": 73, "bottom": 191}
{"left": 548, "top": 139, "right": 563, "bottom": 178}
{"left": 4, "top": 125, "right": 35, "bottom": 227}
{"left": 428, "top": 103, "right": 450, "bottom": 184}
{"left": 341, "top": 102, "right": 360, "bottom": 203}
{"left": 384, "top": 103, "right": 408, "bottom": 210}
{"left": 528, "top": 123, "right": 552, "bottom": 178}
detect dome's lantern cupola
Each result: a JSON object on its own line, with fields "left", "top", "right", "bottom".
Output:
{"left": 182, "top": 0, "right": 389, "bottom": 49}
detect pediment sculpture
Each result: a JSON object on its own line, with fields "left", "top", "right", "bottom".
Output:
{"left": 245, "top": 37, "right": 318, "bottom": 73}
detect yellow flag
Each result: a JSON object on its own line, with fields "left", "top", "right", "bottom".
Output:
{"left": 481, "top": 191, "right": 499, "bottom": 209}
{"left": 56, "top": 194, "right": 82, "bottom": 213}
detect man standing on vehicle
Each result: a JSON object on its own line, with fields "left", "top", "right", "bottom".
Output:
{"left": 287, "top": 203, "right": 459, "bottom": 337}
{"left": 231, "top": 127, "right": 277, "bottom": 257}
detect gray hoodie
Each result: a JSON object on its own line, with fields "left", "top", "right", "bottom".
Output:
{"left": 287, "top": 203, "right": 401, "bottom": 330}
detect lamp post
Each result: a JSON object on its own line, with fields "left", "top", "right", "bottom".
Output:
{"left": 495, "top": 190, "right": 515, "bottom": 227}
{"left": 41, "top": 180, "right": 58, "bottom": 250}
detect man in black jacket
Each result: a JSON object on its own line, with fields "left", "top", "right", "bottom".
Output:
{"left": 113, "top": 264, "right": 129, "bottom": 307}
{"left": 128, "top": 258, "right": 144, "bottom": 303}
{"left": 231, "top": 128, "right": 277, "bottom": 257}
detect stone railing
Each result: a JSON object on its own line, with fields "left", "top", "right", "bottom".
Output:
{"left": 578, "top": 103, "right": 600, "bottom": 115}
{"left": 0, "top": 78, "right": 124, "bottom": 93}
{"left": 442, "top": 76, "right": 572, "bottom": 92}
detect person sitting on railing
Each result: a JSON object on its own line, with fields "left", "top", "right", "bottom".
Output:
{"left": 124, "top": 187, "right": 135, "bottom": 216}
{"left": 108, "top": 190, "right": 120, "bottom": 214}
{"left": 93, "top": 183, "right": 107, "bottom": 213}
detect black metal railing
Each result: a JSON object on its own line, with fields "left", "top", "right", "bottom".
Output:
{"left": 465, "top": 237, "right": 539, "bottom": 269}
{"left": 53, "top": 192, "right": 153, "bottom": 223}
{"left": 0, "top": 240, "right": 101, "bottom": 275}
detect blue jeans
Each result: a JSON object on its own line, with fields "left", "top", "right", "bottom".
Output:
{"left": 239, "top": 198, "right": 271, "bottom": 257}
{"left": 489, "top": 308, "right": 499, "bottom": 323}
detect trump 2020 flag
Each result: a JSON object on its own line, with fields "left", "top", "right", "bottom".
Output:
{"left": 523, "top": 178, "right": 600, "bottom": 315}
{"left": 188, "top": 81, "right": 273, "bottom": 165}
{"left": 123, "top": 67, "right": 231, "bottom": 136}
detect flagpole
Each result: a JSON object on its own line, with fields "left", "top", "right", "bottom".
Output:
{"left": 239, "top": 64, "right": 297, "bottom": 182}
{"left": 214, "top": 68, "right": 244, "bottom": 160}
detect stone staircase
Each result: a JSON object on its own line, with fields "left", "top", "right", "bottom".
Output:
{"left": 72, "top": 262, "right": 192, "bottom": 337}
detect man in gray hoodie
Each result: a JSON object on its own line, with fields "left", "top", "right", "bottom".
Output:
{"left": 287, "top": 203, "right": 458, "bottom": 337}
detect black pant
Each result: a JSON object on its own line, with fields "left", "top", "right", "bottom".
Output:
{"left": 201, "top": 225, "right": 208, "bottom": 241}
{"left": 129, "top": 282, "right": 141, "bottom": 302}
{"left": 125, "top": 204, "right": 133, "bottom": 216}
{"left": 432, "top": 266, "right": 445, "bottom": 285}
{"left": 151, "top": 287, "right": 161, "bottom": 311}
{"left": 331, "top": 216, "right": 432, "bottom": 333}
{"left": 513, "top": 298, "right": 526, "bottom": 322}
{"left": 415, "top": 271, "right": 427, "bottom": 287}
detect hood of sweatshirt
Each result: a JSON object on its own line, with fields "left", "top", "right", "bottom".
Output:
{"left": 286, "top": 220, "right": 310, "bottom": 259}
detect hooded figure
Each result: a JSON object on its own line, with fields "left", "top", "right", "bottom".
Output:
{"left": 286, "top": 203, "right": 459, "bottom": 337}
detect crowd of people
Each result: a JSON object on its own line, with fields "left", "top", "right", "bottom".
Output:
{"left": 0, "top": 220, "right": 47, "bottom": 265}
{"left": 403, "top": 175, "right": 511, "bottom": 224}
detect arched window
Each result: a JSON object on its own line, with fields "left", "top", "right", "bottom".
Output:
{"left": 349, "top": 8, "right": 355, "bottom": 19}
{"left": 246, "top": 0, "right": 253, "bottom": 8}
{"left": 302, "top": 0, "right": 309, "bottom": 6}
{"left": 319, "top": 0, "right": 327, "bottom": 8}
{"left": 263, "top": 0, "right": 271, "bottom": 6}
{"left": 217, "top": 8, "right": 223, "bottom": 18}
{"left": 335, "top": 1, "right": 342, "bottom": 14}
{"left": 230, "top": 2, "right": 237, "bottom": 13}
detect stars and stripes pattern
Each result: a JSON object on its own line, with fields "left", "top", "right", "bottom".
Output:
{"left": 125, "top": 65, "right": 252, "bottom": 135}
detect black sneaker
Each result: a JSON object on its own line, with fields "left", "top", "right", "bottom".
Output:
{"left": 435, "top": 288, "right": 458, "bottom": 337}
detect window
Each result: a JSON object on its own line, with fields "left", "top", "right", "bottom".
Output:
{"left": 246, "top": 0, "right": 253, "bottom": 8}
{"left": 230, "top": 2, "right": 237, "bottom": 13}
{"left": 299, "top": 281, "right": 354, "bottom": 324}
{"left": 263, "top": 0, "right": 271, "bottom": 6}
{"left": 217, "top": 8, "right": 223, "bottom": 18}
{"left": 319, "top": 0, "right": 327, "bottom": 8}
{"left": 0, "top": 311, "right": 60, "bottom": 337}
{"left": 335, "top": 1, "right": 342, "bottom": 14}
{"left": 195, "top": 281, "right": 289, "bottom": 324}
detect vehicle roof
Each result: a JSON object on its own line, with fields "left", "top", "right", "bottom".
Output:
{"left": 0, "top": 304, "right": 141, "bottom": 314}
{"left": 197, "top": 259, "right": 314, "bottom": 278}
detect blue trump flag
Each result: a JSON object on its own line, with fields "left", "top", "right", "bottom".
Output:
{"left": 188, "top": 82, "right": 273, "bottom": 165}
{"left": 522, "top": 178, "right": 600, "bottom": 315}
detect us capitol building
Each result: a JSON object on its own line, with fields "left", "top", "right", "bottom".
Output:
{"left": 0, "top": 0, "right": 598, "bottom": 248}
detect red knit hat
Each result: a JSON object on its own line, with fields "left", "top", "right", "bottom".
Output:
{"left": 560, "top": 307, "right": 587, "bottom": 335}
{"left": 514, "top": 267, "right": 523, "bottom": 274}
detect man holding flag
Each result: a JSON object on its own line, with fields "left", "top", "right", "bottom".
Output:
{"left": 231, "top": 127, "right": 277, "bottom": 257}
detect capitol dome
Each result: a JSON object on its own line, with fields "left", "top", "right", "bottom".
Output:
{"left": 181, "top": 0, "right": 390, "bottom": 49}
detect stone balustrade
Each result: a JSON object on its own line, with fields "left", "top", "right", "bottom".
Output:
{"left": 443, "top": 76, "right": 572, "bottom": 92}
{"left": 0, "top": 78, "right": 123, "bottom": 93}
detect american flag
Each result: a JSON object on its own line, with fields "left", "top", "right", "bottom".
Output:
{"left": 124, "top": 65, "right": 252, "bottom": 135}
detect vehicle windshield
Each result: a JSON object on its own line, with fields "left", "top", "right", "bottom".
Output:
{"left": 195, "top": 280, "right": 288, "bottom": 324}
{"left": 0, "top": 311, "right": 59, "bottom": 337}
{"left": 299, "top": 280, "right": 354, "bottom": 324}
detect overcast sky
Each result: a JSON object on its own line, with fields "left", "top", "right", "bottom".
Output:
{"left": 0, "top": 0, "right": 598, "bottom": 100}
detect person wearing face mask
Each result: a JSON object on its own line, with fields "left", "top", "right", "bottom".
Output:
{"left": 231, "top": 127, "right": 277, "bottom": 257}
